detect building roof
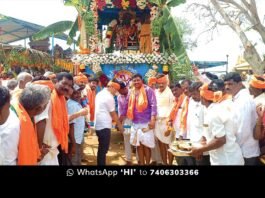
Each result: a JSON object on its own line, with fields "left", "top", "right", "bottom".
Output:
{"left": 192, "top": 61, "right": 228, "bottom": 69}
{"left": 0, "top": 14, "right": 67, "bottom": 44}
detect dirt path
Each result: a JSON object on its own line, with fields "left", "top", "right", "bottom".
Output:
{"left": 82, "top": 130, "right": 138, "bottom": 165}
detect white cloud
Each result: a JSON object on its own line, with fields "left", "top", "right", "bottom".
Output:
{"left": 0, "top": 0, "right": 77, "bottom": 49}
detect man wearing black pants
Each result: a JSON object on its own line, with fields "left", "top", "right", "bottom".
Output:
{"left": 94, "top": 79, "right": 124, "bottom": 166}
{"left": 96, "top": 128, "right": 111, "bottom": 165}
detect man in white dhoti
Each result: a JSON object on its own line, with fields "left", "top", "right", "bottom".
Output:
{"left": 154, "top": 74, "right": 175, "bottom": 165}
{"left": 127, "top": 74, "right": 157, "bottom": 165}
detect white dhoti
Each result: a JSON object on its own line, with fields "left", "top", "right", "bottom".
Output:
{"left": 38, "top": 147, "right": 59, "bottom": 165}
{"left": 130, "top": 123, "right": 155, "bottom": 148}
{"left": 155, "top": 118, "right": 175, "bottom": 145}
{"left": 123, "top": 119, "right": 132, "bottom": 161}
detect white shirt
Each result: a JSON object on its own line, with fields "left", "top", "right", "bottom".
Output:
{"left": 0, "top": 109, "right": 20, "bottom": 165}
{"left": 1, "top": 80, "right": 8, "bottom": 87}
{"left": 155, "top": 86, "right": 175, "bottom": 118}
{"left": 67, "top": 99, "right": 85, "bottom": 144}
{"left": 232, "top": 89, "right": 260, "bottom": 158}
{"left": 254, "top": 93, "right": 265, "bottom": 106}
{"left": 203, "top": 101, "right": 244, "bottom": 165}
{"left": 34, "top": 101, "right": 59, "bottom": 165}
{"left": 186, "top": 99, "right": 204, "bottom": 143}
{"left": 95, "top": 88, "right": 115, "bottom": 130}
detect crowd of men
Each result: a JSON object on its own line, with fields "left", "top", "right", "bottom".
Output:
{"left": 0, "top": 67, "right": 265, "bottom": 166}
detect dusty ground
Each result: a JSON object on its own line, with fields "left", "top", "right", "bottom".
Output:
{"left": 82, "top": 129, "right": 138, "bottom": 165}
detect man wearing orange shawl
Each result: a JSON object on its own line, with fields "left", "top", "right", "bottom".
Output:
{"left": 127, "top": 74, "right": 157, "bottom": 165}
{"left": 171, "top": 83, "right": 184, "bottom": 103}
{"left": 87, "top": 77, "right": 99, "bottom": 122}
{"left": 32, "top": 76, "right": 58, "bottom": 165}
{"left": 32, "top": 76, "right": 54, "bottom": 152}
{"left": 249, "top": 75, "right": 265, "bottom": 164}
{"left": 14, "top": 84, "right": 51, "bottom": 165}
{"left": 33, "top": 73, "right": 74, "bottom": 165}
{"left": 52, "top": 72, "right": 74, "bottom": 165}
{"left": 168, "top": 80, "right": 192, "bottom": 140}
{"left": 190, "top": 82, "right": 244, "bottom": 165}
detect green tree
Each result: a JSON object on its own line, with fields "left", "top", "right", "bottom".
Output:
{"left": 149, "top": 0, "right": 192, "bottom": 80}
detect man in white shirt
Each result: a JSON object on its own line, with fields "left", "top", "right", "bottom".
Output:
{"left": 67, "top": 84, "right": 86, "bottom": 165}
{"left": 0, "top": 86, "right": 20, "bottom": 165}
{"left": 187, "top": 82, "right": 210, "bottom": 165}
{"left": 173, "top": 79, "right": 192, "bottom": 140}
{"left": 191, "top": 83, "right": 244, "bottom": 165}
{"left": 248, "top": 75, "right": 265, "bottom": 163}
{"left": 95, "top": 79, "right": 124, "bottom": 165}
{"left": 224, "top": 72, "right": 260, "bottom": 165}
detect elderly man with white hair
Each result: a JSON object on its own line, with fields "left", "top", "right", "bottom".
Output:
{"left": 11, "top": 72, "right": 33, "bottom": 104}
{"left": 13, "top": 84, "right": 51, "bottom": 165}
{"left": 16, "top": 72, "right": 33, "bottom": 89}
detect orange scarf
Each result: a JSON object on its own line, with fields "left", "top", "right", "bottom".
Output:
{"left": 216, "top": 93, "right": 232, "bottom": 103}
{"left": 200, "top": 84, "right": 224, "bottom": 102}
{"left": 14, "top": 103, "right": 40, "bottom": 165}
{"left": 74, "top": 72, "right": 88, "bottom": 84}
{"left": 180, "top": 96, "right": 189, "bottom": 132}
{"left": 127, "top": 85, "right": 148, "bottom": 120}
{"left": 250, "top": 75, "right": 265, "bottom": 89}
{"left": 169, "top": 94, "right": 185, "bottom": 123}
{"left": 51, "top": 90, "right": 69, "bottom": 153}
{"left": 87, "top": 87, "right": 96, "bottom": 121}
{"left": 32, "top": 80, "right": 54, "bottom": 91}
{"left": 156, "top": 76, "right": 168, "bottom": 84}
{"left": 148, "top": 77, "right": 157, "bottom": 87}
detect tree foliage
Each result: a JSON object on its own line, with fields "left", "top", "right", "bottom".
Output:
{"left": 188, "top": 0, "right": 265, "bottom": 74}
{"left": 150, "top": 0, "right": 192, "bottom": 80}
